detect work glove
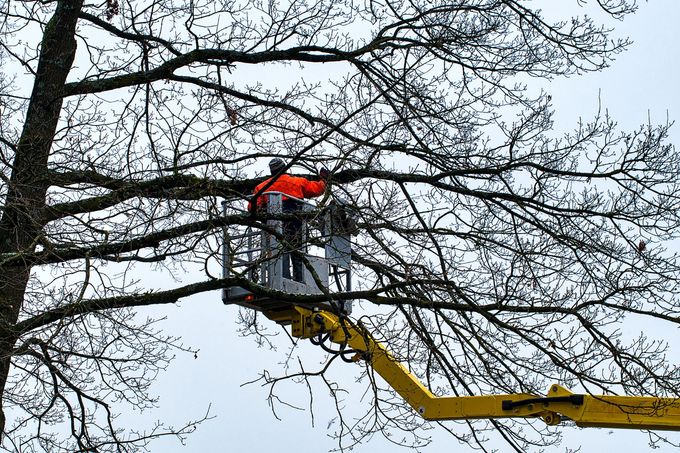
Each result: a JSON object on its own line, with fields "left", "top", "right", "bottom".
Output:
{"left": 319, "top": 167, "right": 331, "bottom": 180}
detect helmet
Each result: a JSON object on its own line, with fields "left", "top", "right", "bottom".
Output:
{"left": 269, "top": 158, "right": 286, "bottom": 175}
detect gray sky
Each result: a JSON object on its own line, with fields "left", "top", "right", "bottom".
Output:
{"left": 142, "top": 2, "right": 680, "bottom": 452}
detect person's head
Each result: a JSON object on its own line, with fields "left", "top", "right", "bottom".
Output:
{"left": 269, "top": 158, "right": 286, "bottom": 175}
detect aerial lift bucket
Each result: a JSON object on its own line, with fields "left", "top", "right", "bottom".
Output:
{"left": 221, "top": 192, "right": 353, "bottom": 321}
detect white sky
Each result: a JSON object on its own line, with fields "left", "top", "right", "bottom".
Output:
{"left": 134, "top": 2, "right": 680, "bottom": 452}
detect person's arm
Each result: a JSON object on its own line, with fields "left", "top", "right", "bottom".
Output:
{"left": 300, "top": 177, "right": 327, "bottom": 198}
{"left": 249, "top": 179, "right": 269, "bottom": 212}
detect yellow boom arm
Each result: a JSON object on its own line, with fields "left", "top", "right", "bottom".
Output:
{"left": 283, "top": 306, "right": 680, "bottom": 430}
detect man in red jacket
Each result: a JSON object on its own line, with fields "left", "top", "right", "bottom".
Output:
{"left": 251, "top": 158, "right": 328, "bottom": 208}
{"left": 251, "top": 158, "right": 330, "bottom": 282}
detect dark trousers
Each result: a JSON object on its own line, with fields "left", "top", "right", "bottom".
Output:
{"left": 281, "top": 200, "right": 304, "bottom": 282}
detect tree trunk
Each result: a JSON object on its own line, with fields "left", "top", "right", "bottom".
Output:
{"left": 0, "top": 0, "right": 83, "bottom": 435}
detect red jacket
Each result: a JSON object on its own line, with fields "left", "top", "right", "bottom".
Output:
{"left": 250, "top": 174, "right": 326, "bottom": 209}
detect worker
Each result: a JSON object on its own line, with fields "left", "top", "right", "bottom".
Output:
{"left": 251, "top": 158, "right": 330, "bottom": 282}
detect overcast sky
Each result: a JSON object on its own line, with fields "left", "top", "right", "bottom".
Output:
{"left": 140, "top": 2, "right": 680, "bottom": 452}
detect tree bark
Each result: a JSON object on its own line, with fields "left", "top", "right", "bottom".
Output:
{"left": 0, "top": 0, "right": 83, "bottom": 435}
